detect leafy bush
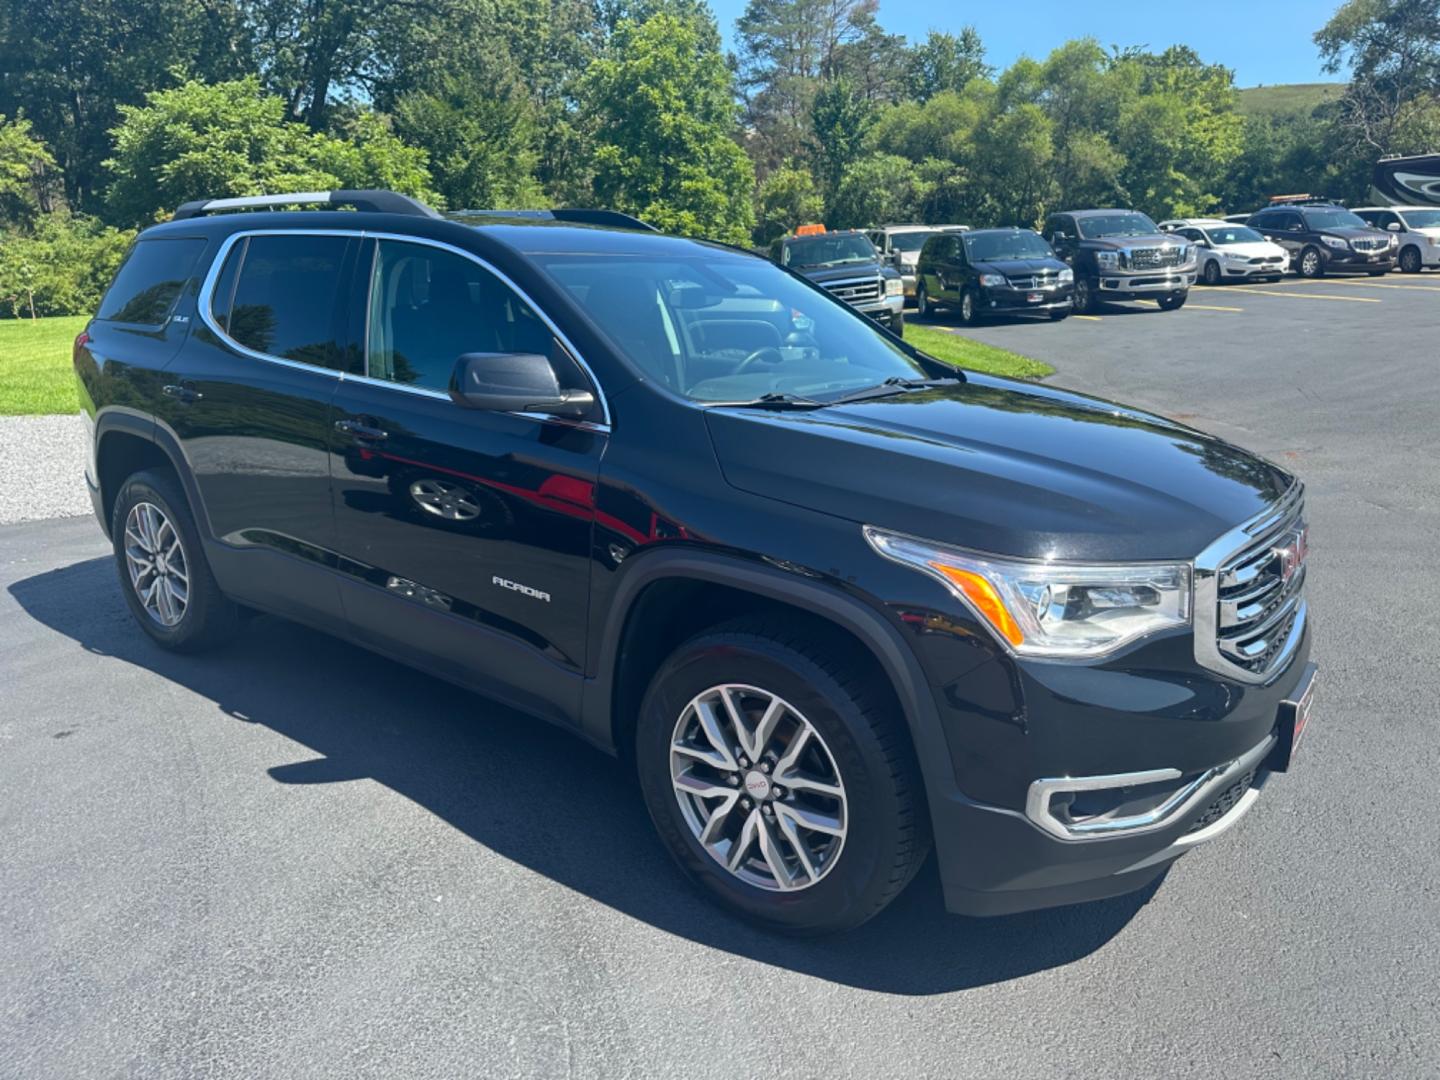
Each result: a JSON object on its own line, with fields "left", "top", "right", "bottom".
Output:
{"left": 0, "top": 214, "right": 133, "bottom": 319}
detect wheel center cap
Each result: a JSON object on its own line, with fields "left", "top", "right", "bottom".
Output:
{"left": 743, "top": 770, "right": 771, "bottom": 800}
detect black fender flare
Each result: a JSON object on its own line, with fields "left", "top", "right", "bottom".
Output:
{"left": 580, "top": 547, "right": 961, "bottom": 807}
{"left": 93, "top": 408, "right": 214, "bottom": 541}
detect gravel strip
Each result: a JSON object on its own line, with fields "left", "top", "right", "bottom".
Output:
{"left": 0, "top": 414, "right": 91, "bottom": 525}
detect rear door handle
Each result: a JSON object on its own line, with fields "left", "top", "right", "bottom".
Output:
{"left": 335, "top": 419, "right": 389, "bottom": 441}
{"left": 162, "top": 383, "right": 202, "bottom": 403}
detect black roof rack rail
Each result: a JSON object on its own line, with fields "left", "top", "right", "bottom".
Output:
{"left": 449, "top": 208, "right": 659, "bottom": 232}
{"left": 172, "top": 189, "right": 440, "bottom": 221}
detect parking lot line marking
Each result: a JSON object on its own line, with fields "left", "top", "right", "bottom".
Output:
{"left": 1222, "top": 286, "right": 1382, "bottom": 303}
{"left": 1073, "top": 314, "right": 1103, "bottom": 321}
{"left": 1302, "top": 277, "right": 1440, "bottom": 292}
{"left": 1186, "top": 304, "right": 1245, "bottom": 312}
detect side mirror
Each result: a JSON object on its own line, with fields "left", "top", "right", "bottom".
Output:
{"left": 449, "top": 352, "right": 596, "bottom": 419}
{"left": 1387, "top": 222, "right": 1403, "bottom": 232}
{"left": 891, "top": 250, "right": 904, "bottom": 267}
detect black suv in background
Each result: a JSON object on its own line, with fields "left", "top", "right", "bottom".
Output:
{"left": 914, "top": 227, "right": 1073, "bottom": 323}
{"left": 774, "top": 230, "right": 905, "bottom": 332}
{"left": 1046, "top": 209, "right": 1195, "bottom": 313}
{"left": 77, "top": 190, "right": 1316, "bottom": 934}
{"left": 1246, "top": 202, "right": 1396, "bottom": 278}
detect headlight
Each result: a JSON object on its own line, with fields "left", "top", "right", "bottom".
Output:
{"left": 1175, "top": 244, "right": 1190, "bottom": 262}
{"left": 1224, "top": 251, "right": 1248, "bottom": 261}
{"left": 1095, "top": 251, "right": 1120, "bottom": 270}
{"left": 884, "top": 276, "right": 903, "bottom": 297}
{"left": 1058, "top": 268, "right": 1074, "bottom": 283}
{"left": 864, "top": 526, "right": 1192, "bottom": 659}
{"left": 1322, "top": 236, "right": 1349, "bottom": 250}
{"left": 978, "top": 273, "right": 1005, "bottom": 287}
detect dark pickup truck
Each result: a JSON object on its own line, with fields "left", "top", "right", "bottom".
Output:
{"left": 775, "top": 230, "right": 906, "bottom": 333}
{"left": 1046, "top": 209, "right": 1196, "bottom": 313}
{"left": 76, "top": 190, "right": 1315, "bottom": 934}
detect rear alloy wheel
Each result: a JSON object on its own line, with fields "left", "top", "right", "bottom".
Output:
{"left": 1201, "top": 259, "right": 1222, "bottom": 286}
{"left": 1399, "top": 245, "right": 1422, "bottom": 274}
{"left": 1298, "top": 246, "right": 1324, "bottom": 278}
{"left": 112, "top": 469, "right": 238, "bottom": 652}
{"left": 637, "top": 617, "right": 929, "bottom": 933}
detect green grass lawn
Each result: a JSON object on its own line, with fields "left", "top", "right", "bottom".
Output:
{"left": 903, "top": 322, "right": 1053, "bottom": 380}
{"left": 0, "top": 315, "right": 88, "bottom": 416}
{"left": 0, "top": 313, "right": 1051, "bottom": 417}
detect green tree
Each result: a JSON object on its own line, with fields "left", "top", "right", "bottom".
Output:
{"left": 1316, "top": 0, "right": 1440, "bottom": 152}
{"left": 827, "top": 152, "right": 929, "bottom": 229}
{"left": 105, "top": 77, "right": 436, "bottom": 226}
{"left": 811, "top": 78, "right": 873, "bottom": 207}
{"left": 0, "top": 115, "right": 57, "bottom": 223}
{"left": 0, "top": 213, "right": 132, "bottom": 318}
{"left": 906, "top": 28, "right": 990, "bottom": 102}
{"left": 582, "top": 11, "right": 754, "bottom": 243}
{"left": 754, "top": 163, "right": 822, "bottom": 243}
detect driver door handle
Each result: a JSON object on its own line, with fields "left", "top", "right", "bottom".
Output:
{"left": 335, "top": 419, "right": 389, "bottom": 441}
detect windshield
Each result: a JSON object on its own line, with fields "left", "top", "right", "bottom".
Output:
{"left": 888, "top": 231, "right": 936, "bottom": 252}
{"left": 1302, "top": 209, "right": 1368, "bottom": 229}
{"left": 534, "top": 253, "right": 934, "bottom": 404}
{"left": 964, "top": 231, "right": 1055, "bottom": 262}
{"left": 782, "top": 233, "right": 877, "bottom": 269}
{"left": 1077, "top": 213, "right": 1160, "bottom": 239}
{"left": 1207, "top": 225, "right": 1265, "bottom": 245}
{"left": 1399, "top": 208, "right": 1440, "bottom": 228}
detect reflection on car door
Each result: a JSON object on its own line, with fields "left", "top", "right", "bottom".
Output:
{"left": 162, "top": 231, "right": 361, "bottom": 631}
{"left": 328, "top": 237, "right": 606, "bottom": 726}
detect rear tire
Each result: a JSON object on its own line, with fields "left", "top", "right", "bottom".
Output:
{"left": 957, "top": 288, "right": 980, "bottom": 325}
{"left": 915, "top": 281, "right": 931, "bottom": 317}
{"left": 112, "top": 469, "right": 238, "bottom": 653}
{"left": 635, "top": 616, "right": 930, "bottom": 934}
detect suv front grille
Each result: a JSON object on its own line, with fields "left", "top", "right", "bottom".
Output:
{"left": 1211, "top": 486, "right": 1308, "bottom": 677}
{"left": 822, "top": 276, "right": 882, "bottom": 304}
{"left": 1351, "top": 236, "right": 1388, "bottom": 253}
{"left": 1006, "top": 272, "right": 1060, "bottom": 289}
{"left": 1127, "top": 246, "right": 1181, "bottom": 270}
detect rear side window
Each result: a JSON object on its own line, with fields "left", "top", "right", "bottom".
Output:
{"left": 97, "top": 237, "right": 208, "bottom": 325}
{"left": 212, "top": 234, "right": 352, "bottom": 368}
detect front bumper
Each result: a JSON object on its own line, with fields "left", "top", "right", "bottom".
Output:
{"left": 1220, "top": 259, "right": 1287, "bottom": 278}
{"left": 1323, "top": 249, "right": 1394, "bottom": 271}
{"left": 917, "top": 611, "right": 1312, "bottom": 916}
{"left": 855, "top": 295, "right": 905, "bottom": 320}
{"left": 1097, "top": 269, "right": 1195, "bottom": 297}
{"left": 978, "top": 284, "right": 1074, "bottom": 313}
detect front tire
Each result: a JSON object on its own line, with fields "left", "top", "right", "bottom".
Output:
{"left": 1399, "top": 245, "right": 1422, "bottom": 274}
{"left": 1201, "top": 259, "right": 1221, "bottom": 286}
{"left": 112, "top": 469, "right": 238, "bottom": 652}
{"left": 1073, "top": 275, "right": 1096, "bottom": 314}
{"left": 957, "top": 287, "right": 980, "bottom": 325}
{"left": 889, "top": 310, "right": 905, "bottom": 336}
{"left": 635, "top": 617, "right": 929, "bottom": 934}
{"left": 1298, "top": 246, "right": 1324, "bottom": 278}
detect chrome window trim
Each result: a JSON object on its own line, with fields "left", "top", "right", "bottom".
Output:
{"left": 195, "top": 227, "right": 612, "bottom": 429}
{"left": 1026, "top": 733, "right": 1275, "bottom": 843}
{"left": 1193, "top": 481, "right": 1306, "bottom": 685}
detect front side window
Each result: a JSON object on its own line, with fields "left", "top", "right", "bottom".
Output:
{"left": 1076, "top": 213, "right": 1159, "bottom": 239}
{"left": 97, "top": 237, "right": 208, "bottom": 326}
{"left": 365, "top": 239, "right": 556, "bottom": 392}
{"left": 214, "top": 234, "right": 352, "bottom": 368}
{"left": 889, "top": 231, "right": 935, "bottom": 252}
{"left": 536, "top": 252, "right": 934, "bottom": 404}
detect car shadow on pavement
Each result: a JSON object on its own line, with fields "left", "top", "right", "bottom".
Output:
{"left": 10, "top": 556, "right": 1159, "bottom": 996}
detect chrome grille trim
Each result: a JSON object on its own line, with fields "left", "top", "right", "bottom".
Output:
{"left": 1128, "top": 246, "right": 1182, "bottom": 270}
{"left": 1351, "top": 236, "right": 1389, "bottom": 252}
{"left": 1194, "top": 482, "right": 1308, "bottom": 684}
{"left": 1006, "top": 273, "right": 1060, "bottom": 289}
{"left": 821, "top": 276, "right": 882, "bottom": 304}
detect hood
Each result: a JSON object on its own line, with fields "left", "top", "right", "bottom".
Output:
{"left": 1082, "top": 234, "right": 1176, "bottom": 250}
{"left": 794, "top": 262, "right": 883, "bottom": 286}
{"left": 973, "top": 257, "right": 1069, "bottom": 276}
{"left": 704, "top": 375, "right": 1293, "bottom": 562}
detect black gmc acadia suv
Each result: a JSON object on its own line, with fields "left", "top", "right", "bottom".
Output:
{"left": 76, "top": 190, "right": 1316, "bottom": 933}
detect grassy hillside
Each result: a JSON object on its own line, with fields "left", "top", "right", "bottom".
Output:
{"left": 1237, "top": 83, "right": 1345, "bottom": 118}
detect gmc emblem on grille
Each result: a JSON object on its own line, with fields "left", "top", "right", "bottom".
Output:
{"left": 1274, "top": 524, "right": 1308, "bottom": 587}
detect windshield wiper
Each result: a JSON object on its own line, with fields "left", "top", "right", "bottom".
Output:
{"left": 705, "top": 392, "right": 829, "bottom": 410}
{"left": 826, "top": 376, "right": 962, "bottom": 405}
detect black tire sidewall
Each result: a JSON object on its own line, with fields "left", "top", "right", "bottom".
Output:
{"left": 1074, "top": 276, "right": 1093, "bottom": 313}
{"left": 111, "top": 470, "right": 229, "bottom": 651}
{"left": 636, "top": 633, "right": 910, "bottom": 933}
{"left": 959, "top": 288, "right": 977, "bottom": 324}
{"left": 1300, "top": 246, "right": 1323, "bottom": 277}
{"left": 1400, "top": 246, "right": 1421, "bottom": 273}
{"left": 1202, "top": 260, "right": 1220, "bottom": 285}
{"left": 915, "top": 282, "right": 928, "bottom": 316}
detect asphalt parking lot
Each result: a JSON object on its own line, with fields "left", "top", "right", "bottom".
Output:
{"left": 3, "top": 272, "right": 1438, "bottom": 1079}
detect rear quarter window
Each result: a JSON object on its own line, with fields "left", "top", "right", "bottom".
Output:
{"left": 96, "top": 237, "right": 209, "bottom": 325}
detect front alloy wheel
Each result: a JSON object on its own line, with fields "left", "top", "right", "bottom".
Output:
{"left": 670, "top": 684, "right": 847, "bottom": 892}
{"left": 915, "top": 281, "right": 930, "bottom": 317}
{"left": 1298, "top": 246, "right": 1323, "bottom": 277}
{"left": 1201, "top": 259, "right": 1221, "bottom": 285}
{"left": 1399, "top": 246, "right": 1422, "bottom": 274}
{"left": 958, "top": 288, "right": 979, "bottom": 325}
